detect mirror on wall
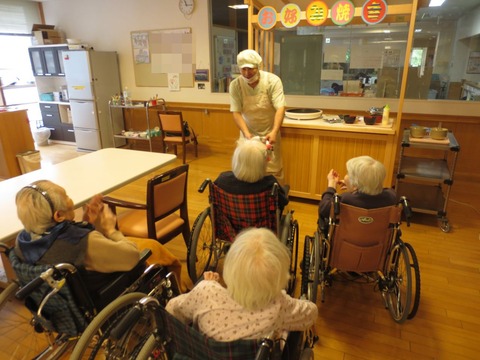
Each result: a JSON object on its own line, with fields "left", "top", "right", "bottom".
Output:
{"left": 209, "top": 0, "right": 480, "bottom": 101}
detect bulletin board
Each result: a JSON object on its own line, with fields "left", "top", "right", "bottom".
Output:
{"left": 131, "top": 27, "right": 194, "bottom": 88}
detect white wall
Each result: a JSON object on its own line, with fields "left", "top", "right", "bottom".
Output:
{"left": 41, "top": 0, "right": 230, "bottom": 105}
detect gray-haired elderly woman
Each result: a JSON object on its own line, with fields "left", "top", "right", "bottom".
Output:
{"left": 318, "top": 155, "right": 397, "bottom": 219}
{"left": 166, "top": 227, "right": 317, "bottom": 342}
{"left": 214, "top": 138, "right": 289, "bottom": 210}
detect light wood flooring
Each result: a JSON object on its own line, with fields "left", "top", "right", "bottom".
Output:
{"left": 1, "top": 141, "right": 480, "bottom": 359}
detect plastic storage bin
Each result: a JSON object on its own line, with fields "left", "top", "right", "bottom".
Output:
{"left": 32, "top": 127, "right": 51, "bottom": 146}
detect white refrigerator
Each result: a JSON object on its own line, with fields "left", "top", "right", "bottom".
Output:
{"left": 63, "top": 50, "right": 125, "bottom": 151}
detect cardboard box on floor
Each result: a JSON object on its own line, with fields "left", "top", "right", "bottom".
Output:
{"left": 32, "top": 24, "right": 66, "bottom": 45}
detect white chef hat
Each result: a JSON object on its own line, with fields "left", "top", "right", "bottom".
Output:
{"left": 237, "top": 49, "right": 262, "bottom": 69}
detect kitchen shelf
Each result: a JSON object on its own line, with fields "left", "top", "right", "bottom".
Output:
{"left": 395, "top": 129, "right": 460, "bottom": 232}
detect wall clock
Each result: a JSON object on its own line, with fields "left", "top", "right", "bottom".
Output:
{"left": 179, "top": 0, "right": 195, "bottom": 16}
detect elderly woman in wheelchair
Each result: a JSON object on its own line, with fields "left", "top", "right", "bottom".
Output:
{"left": 71, "top": 228, "right": 317, "bottom": 359}
{"left": 302, "top": 155, "right": 420, "bottom": 323}
{"left": 0, "top": 180, "right": 181, "bottom": 359}
{"left": 188, "top": 139, "right": 299, "bottom": 293}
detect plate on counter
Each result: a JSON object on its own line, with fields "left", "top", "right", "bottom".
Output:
{"left": 285, "top": 108, "right": 323, "bottom": 120}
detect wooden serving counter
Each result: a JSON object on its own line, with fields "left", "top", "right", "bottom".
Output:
{"left": 282, "top": 116, "right": 396, "bottom": 200}
{"left": 0, "top": 109, "right": 35, "bottom": 179}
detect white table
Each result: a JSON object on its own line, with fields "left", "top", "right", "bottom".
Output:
{"left": 0, "top": 148, "right": 176, "bottom": 244}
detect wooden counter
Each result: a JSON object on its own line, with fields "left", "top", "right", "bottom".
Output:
{"left": 0, "top": 109, "right": 35, "bottom": 179}
{"left": 282, "top": 116, "right": 396, "bottom": 200}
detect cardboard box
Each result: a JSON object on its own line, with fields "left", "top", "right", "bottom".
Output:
{"left": 31, "top": 24, "right": 66, "bottom": 45}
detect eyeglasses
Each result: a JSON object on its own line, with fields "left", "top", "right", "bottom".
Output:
{"left": 23, "top": 184, "right": 55, "bottom": 215}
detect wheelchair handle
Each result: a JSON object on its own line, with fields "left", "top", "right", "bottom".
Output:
{"left": 110, "top": 304, "right": 144, "bottom": 340}
{"left": 198, "top": 178, "right": 211, "bottom": 193}
{"left": 399, "top": 196, "right": 413, "bottom": 227}
{"left": 16, "top": 275, "right": 46, "bottom": 300}
{"left": 255, "top": 337, "right": 274, "bottom": 360}
{"left": 110, "top": 296, "right": 160, "bottom": 340}
{"left": 15, "top": 263, "right": 76, "bottom": 301}
{"left": 333, "top": 194, "right": 341, "bottom": 215}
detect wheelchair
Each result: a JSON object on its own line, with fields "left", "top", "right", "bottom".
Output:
{"left": 187, "top": 179, "right": 299, "bottom": 294}
{"left": 301, "top": 195, "right": 420, "bottom": 323}
{"left": 82, "top": 272, "right": 317, "bottom": 360}
{"left": 0, "top": 244, "right": 168, "bottom": 360}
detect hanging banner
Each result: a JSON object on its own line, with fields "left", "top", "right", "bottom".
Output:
{"left": 257, "top": 6, "right": 277, "bottom": 31}
{"left": 306, "top": 1, "right": 329, "bottom": 26}
{"left": 331, "top": 0, "right": 355, "bottom": 26}
{"left": 362, "top": 0, "right": 388, "bottom": 25}
{"left": 280, "top": 3, "right": 301, "bottom": 28}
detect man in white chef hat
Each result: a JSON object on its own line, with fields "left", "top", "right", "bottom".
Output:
{"left": 229, "top": 49, "right": 286, "bottom": 182}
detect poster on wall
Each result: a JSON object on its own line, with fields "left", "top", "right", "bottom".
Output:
{"left": 131, "top": 28, "right": 194, "bottom": 87}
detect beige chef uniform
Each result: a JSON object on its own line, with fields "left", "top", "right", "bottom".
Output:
{"left": 230, "top": 70, "right": 286, "bottom": 177}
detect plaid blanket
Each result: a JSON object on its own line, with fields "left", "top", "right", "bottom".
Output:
{"left": 210, "top": 184, "right": 278, "bottom": 242}
{"left": 159, "top": 305, "right": 269, "bottom": 360}
{"left": 9, "top": 250, "right": 88, "bottom": 336}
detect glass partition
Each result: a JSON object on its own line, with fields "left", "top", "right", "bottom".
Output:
{"left": 210, "top": 0, "right": 480, "bottom": 101}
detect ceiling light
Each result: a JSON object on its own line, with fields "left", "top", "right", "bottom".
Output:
{"left": 429, "top": 0, "right": 445, "bottom": 7}
{"left": 228, "top": 4, "right": 249, "bottom": 9}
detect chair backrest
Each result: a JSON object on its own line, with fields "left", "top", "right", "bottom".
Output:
{"left": 157, "top": 305, "right": 265, "bottom": 360}
{"left": 158, "top": 111, "right": 184, "bottom": 135}
{"left": 209, "top": 183, "right": 278, "bottom": 242}
{"left": 8, "top": 250, "right": 89, "bottom": 336}
{"left": 146, "top": 164, "right": 190, "bottom": 239}
{"left": 329, "top": 203, "right": 401, "bottom": 273}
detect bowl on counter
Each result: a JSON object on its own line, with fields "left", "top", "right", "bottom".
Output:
{"left": 342, "top": 115, "right": 356, "bottom": 124}
{"left": 410, "top": 125, "right": 427, "bottom": 138}
{"left": 364, "top": 116, "right": 378, "bottom": 125}
{"left": 430, "top": 127, "right": 448, "bottom": 140}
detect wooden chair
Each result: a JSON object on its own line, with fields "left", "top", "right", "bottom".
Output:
{"left": 158, "top": 111, "right": 198, "bottom": 164}
{"left": 102, "top": 164, "right": 190, "bottom": 247}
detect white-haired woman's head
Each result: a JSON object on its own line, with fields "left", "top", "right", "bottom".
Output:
{"left": 346, "top": 155, "right": 386, "bottom": 195}
{"left": 232, "top": 138, "right": 267, "bottom": 183}
{"left": 223, "top": 227, "right": 290, "bottom": 310}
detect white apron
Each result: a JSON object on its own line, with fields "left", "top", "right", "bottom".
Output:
{"left": 238, "top": 78, "right": 283, "bottom": 176}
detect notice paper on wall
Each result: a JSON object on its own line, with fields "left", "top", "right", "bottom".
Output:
{"left": 131, "top": 27, "right": 194, "bottom": 87}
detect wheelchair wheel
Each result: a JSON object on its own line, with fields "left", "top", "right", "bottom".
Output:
{"left": 280, "top": 211, "right": 299, "bottom": 295}
{"left": 136, "top": 333, "right": 168, "bottom": 360}
{"left": 0, "top": 281, "right": 73, "bottom": 360}
{"left": 70, "top": 292, "right": 147, "bottom": 360}
{"left": 404, "top": 242, "right": 421, "bottom": 319}
{"left": 302, "top": 235, "right": 319, "bottom": 304}
{"left": 384, "top": 245, "right": 412, "bottom": 323}
{"left": 188, "top": 207, "right": 215, "bottom": 283}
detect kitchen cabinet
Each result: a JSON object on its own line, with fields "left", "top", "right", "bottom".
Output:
{"left": 40, "top": 103, "right": 74, "bottom": 142}
{"left": 394, "top": 130, "right": 460, "bottom": 232}
{"left": 281, "top": 117, "right": 396, "bottom": 200}
{"left": 29, "top": 45, "right": 68, "bottom": 76}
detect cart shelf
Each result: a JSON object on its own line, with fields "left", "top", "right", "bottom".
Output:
{"left": 395, "top": 129, "right": 460, "bottom": 232}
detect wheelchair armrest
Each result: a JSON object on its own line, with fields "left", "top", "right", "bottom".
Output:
{"left": 93, "top": 249, "right": 152, "bottom": 310}
{"left": 102, "top": 196, "right": 147, "bottom": 210}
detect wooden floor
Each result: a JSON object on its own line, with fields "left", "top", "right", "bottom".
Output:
{"left": 1, "top": 141, "right": 480, "bottom": 359}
